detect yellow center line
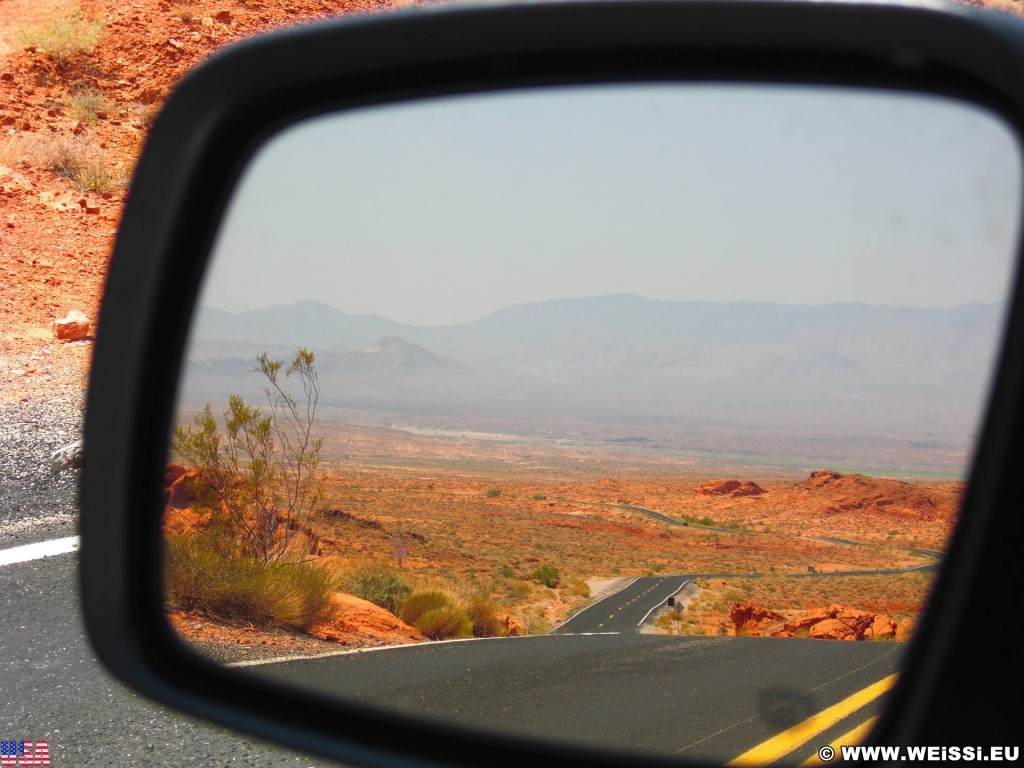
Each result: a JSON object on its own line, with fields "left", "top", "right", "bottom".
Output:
{"left": 725, "top": 673, "right": 897, "bottom": 767}
{"left": 798, "top": 716, "right": 879, "bottom": 767}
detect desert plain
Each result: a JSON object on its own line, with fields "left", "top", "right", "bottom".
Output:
{"left": 166, "top": 416, "right": 956, "bottom": 657}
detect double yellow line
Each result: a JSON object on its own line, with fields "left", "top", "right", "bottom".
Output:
{"left": 726, "top": 673, "right": 897, "bottom": 767}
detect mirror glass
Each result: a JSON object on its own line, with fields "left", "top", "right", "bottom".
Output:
{"left": 165, "top": 83, "right": 1021, "bottom": 763}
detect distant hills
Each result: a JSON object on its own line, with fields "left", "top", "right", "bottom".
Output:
{"left": 179, "top": 296, "right": 1006, "bottom": 475}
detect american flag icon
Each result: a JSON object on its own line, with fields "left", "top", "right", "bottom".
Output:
{"left": 0, "top": 740, "right": 50, "bottom": 767}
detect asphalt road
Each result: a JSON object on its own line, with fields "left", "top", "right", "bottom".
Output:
{"left": 0, "top": 398, "right": 908, "bottom": 766}
{"left": 0, "top": 398, "right": 343, "bottom": 767}
{"left": 249, "top": 633, "right": 902, "bottom": 763}
{"left": 552, "top": 575, "right": 691, "bottom": 633}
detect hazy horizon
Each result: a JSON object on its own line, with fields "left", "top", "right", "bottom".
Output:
{"left": 200, "top": 292, "right": 1010, "bottom": 330}
{"left": 199, "top": 83, "right": 1021, "bottom": 326}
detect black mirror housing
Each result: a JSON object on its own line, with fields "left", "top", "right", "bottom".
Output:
{"left": 81, "top": 3, "right": 1024, "bottom": 765}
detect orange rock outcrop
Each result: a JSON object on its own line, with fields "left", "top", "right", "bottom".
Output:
{"left": 308, "top": 593, "right": 424, "bottom": 646}
{"left": 799, "top": 470, "right": 946, "bottom": 521}
{"left": 730, "top": 601, "right": 913, "bottom": 641}
{"left": 695, "top": 480, "right": 766, "bottom": 498}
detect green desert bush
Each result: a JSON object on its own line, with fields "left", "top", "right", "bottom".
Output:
{"left": 343, "top": 563, "right": 411, "bottom": 613}
{"left": 464, "top": 593, "right": 506, "bottom": 638}
{"left": 164, "top": 534, "right": 337, "bottom": 630}
{"left": 415, "top": 605, "right": 473, "bottom": 640}
{"left": 173, "top": 350, "right": 323, "bottom": 565}
{"left": 531, "top": 565, "right": 560, "bottom": 588}
{"left": 67, "top": 88, "right": 108, "bottom": 123}
{"left": 398, "top": 589, "right": 451, "bottom": 625}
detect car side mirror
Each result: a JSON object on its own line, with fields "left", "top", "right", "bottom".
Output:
{"left": 81, "top": 3, "right": 1024, "bottom": 766}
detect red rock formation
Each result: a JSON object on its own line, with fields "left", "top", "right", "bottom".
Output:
{"left": 696, "top": 480, "right": 766, "bottom": 497}
{"left": 730, "top": 601, "right": 785, "bottom": 635}
{"left": 52, "top": 310, "right": 90, "bottom": 340}
{"left": 731, "top": 601, "right": 907, "bottom": 642}
{"left": 733, "top": 481, "right": 766, "bottom": 497}
{"left": 162, "top": 465, "right": 319, "bottom": 553}
{"left": 797, "top": 470, "right": 945, "bottom": 521}
{"left": 165, "top": 464, "right": 203, "bottom": 510}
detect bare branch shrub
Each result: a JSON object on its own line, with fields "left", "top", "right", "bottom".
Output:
{"left": 172, "top": 349, "right": 324, "bottom": 564}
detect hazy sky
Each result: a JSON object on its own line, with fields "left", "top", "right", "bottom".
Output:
{"left": 199, "top": 83, "right": 1022, "bottom": 326}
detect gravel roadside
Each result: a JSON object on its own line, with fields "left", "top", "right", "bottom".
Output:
{"left": 0, "top": 384, "right": 349, "bottom": 766}
{"left": 0, "top": 392, "right": 83, "bottom": 547}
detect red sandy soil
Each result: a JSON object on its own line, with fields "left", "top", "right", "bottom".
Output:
{"left": 1, "top": 0, "right": 403, "bottom": 403}
{"left": 163, "top": 422, "right": 958, "bottom": 654}
{"left": 168, "top": 594, "right": 423, "bottom": 664}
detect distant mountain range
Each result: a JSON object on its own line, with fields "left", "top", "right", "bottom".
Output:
{"left": 179, "top": 296, "right": 1006, "bottom": 474}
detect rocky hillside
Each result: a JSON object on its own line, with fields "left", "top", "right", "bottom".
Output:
{"left": 0, "top": 0, "right": 400, "bottom": 404}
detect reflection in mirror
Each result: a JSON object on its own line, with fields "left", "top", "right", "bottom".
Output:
{"left": 165, "top": 84, "right": 1021, "bottom": 763}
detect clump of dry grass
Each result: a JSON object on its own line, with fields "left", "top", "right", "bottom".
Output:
{"left": 164, "top": 534, "right": 340, "bottom": 631}
{"left": 398, "top": 589, "right": 451, "bottom": 625}
{"left": 0, "top": 133, "right": 127, "bottom": 193}
{"left": 66, "top": 88, "right": 109, "bottom": 124}
{"left": 15, "top": 5, "right": 105, "bottom": 66}
{"left": 414, "top": 605, "right": 473, "bottom": 640}
{"left": 396, "top": 582, "right": 507, "bottom": 639}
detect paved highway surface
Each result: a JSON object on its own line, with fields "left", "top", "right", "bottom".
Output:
{"left": 244, "top": 574, "right": 902, "bottom": 762}
{"left": 552, "top": 575, "right": 691, "bottom": 633}
{"left": 0, "top": 397, "right": 911, "bottom": 766}
{"left": 249, "top": 633, "right": 901, "bottom": 763}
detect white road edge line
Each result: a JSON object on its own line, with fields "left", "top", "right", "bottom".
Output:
{"left": 227, "top": 632, "right": 623, "bottom": 669}
{"left": 0, "top": 536, "right": 80, "bottom": 567}
{"left": 548, "top": 576, "right": 641, "bottom": 633}
{"left": 636, "top": 579, "right": 691, "bottom": 627}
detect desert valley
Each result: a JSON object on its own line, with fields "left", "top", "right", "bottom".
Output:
{"left": 164, "top": 297, "right": 968, "bottom": 659}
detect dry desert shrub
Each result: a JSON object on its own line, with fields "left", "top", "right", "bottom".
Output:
{"left": 15, "top": 5, "right": 105, "bottom": 66}
{"left": 414, "top": 605, "right": 473, "bottom": 640}
{"left": 66, "top": 88, "right": 109, "bottom": 123}
{"left": 522, "top": 612, "right": 552, "bottom": 636}
{"left": 397, "top": 582, "right": 507, "bottom": 639}
{"left": 341, "top": 562, "right": 412, "bottom": 613}
{"left": 397, "top": 589, "right": 451, "bottom": 625}
{"left": 565, "top": 579, "right": 591, "bottom": 598}
{"left": 463, "top": 592, "right": 506, "bottom": 638}
{"left": 164, "top": 534, "right": 339, "bottom": 631}
{"left": 1, "top": 133, "right": 126, "bottom": 193}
